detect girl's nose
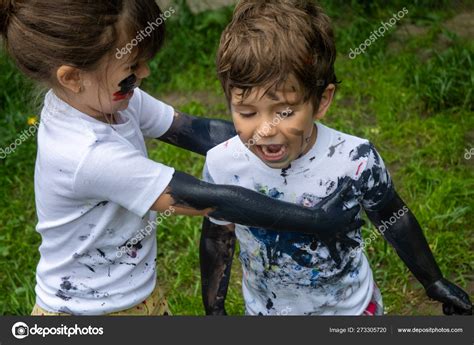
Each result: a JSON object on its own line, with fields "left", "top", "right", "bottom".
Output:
{"left": 136, "top": 62, "right": 151, "bottom": 79}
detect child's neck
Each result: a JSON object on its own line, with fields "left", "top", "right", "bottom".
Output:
{"left": 53, "top": 89, "right": 118, "bottom": 125}
{"left": 274, "top": 123, "right": 318, "bottom": 170}
{"left": 290, "top": 123, "right": 318, "bottom": 164}
{"left": 299, "top": 122, "right": 318, "bottom": 158}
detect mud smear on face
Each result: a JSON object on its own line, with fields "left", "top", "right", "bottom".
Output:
{"left": 288, "top": 127, "right": 305, "bottom": 151}
{"left": 113, "top": 74, "right": 137, "bottom": 101}
{"left": 289, "top": 124, "right": 317, "bottom": 159}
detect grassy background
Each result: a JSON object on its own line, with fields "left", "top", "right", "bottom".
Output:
{"left": 0, "top": 0, "right": 472, "bottom": 315}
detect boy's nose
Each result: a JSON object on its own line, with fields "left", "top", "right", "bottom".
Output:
{"left": 256, "top": 118, "right": 278, "bottom": 137}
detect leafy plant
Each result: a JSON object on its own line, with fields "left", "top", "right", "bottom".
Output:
{"left": 412, "top": 45, "right": 473, "bottom": 112}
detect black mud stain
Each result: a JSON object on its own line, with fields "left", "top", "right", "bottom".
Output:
{"left": 281, "top": 164, "right": 292, "bottom": 185}
{"left": 83, "top": 264, "right": 96, "bottom": 273}
{"left": 56, "top": 290, "right": 72, "bottom": 301}
{"left": 328, "top": 140, "right": 346, "bottom": 157}
{"left": 266, "top": 298, "right": 274, "bottom": 310}
{"left": 78, "top": 235, "right": 89, "bottom": 241}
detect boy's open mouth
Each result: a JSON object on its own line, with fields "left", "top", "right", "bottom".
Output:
{"left": 256, "top": 144, "right": 288, "bottom": 162}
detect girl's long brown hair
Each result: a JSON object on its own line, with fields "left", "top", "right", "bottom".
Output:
{"left": 0, "top": 0, "right": 165, "bottom": 86}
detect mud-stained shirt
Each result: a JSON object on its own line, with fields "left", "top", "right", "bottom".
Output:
{"left": 34, "top": 89, "right": 175, "bottom": 315}
{"left": 203, "top": 122, "right": 394, "bottom": 315}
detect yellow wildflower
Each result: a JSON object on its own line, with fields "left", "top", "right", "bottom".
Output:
{"left": 27, "top": 116, "right": 38, "bottom": 126}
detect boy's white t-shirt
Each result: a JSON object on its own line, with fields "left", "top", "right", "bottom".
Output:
{"left": 203, "top": 122, "right": 393, "bottom": 315}
{"left": 34, "top": 88, "right": 175, "bottom": 315}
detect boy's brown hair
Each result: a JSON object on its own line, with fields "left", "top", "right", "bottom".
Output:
{"left": 217, "top": 0, "right": 337, "bottom": 108}
{"left": 0, "top": 0, "right": 165, "bottom": 86}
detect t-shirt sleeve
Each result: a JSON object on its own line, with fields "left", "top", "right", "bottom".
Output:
{"left": 134, "top": 88, "right": 175, "bottom": 139}
{"left": 202, "top": 159, "right": 232, "bottom": 226}
{"left": 73, "top": 139, "right": 175, "bottom": 217}
{"left": 358, "top": 142, "right": 395, "bottom": 211}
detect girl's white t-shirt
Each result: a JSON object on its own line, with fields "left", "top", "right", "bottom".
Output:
{"left": 34, "top": 88, "right": 175, "bottom": 315}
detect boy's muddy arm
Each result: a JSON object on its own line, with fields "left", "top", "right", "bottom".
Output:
{"left": 200, "top": 218, "right": 236, "bottom": 315}
{"left": 366, "top": 191, "right": 472, "bottom": 315}
{"left": 158, "top": 111, "right": 236, "bottom": 156}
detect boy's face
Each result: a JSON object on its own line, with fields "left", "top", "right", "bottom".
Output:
{"left": 231, "top": 79, "right": 335, "bottom": 169}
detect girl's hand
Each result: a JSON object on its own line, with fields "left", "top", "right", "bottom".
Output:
{"left": 309, "top": 177, "right": 363, "bottom": 266}
{"left": 426, "top": 278, "right": 473, "bottom": 315}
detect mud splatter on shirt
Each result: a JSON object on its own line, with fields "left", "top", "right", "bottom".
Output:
{"left": 34, "top": 88, "right": 174, "bottom": 315}
{"left": 204, "top": 122, "right": 393, "bottom": 315}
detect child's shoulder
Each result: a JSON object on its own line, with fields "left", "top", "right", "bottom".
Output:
{"left": 318, "top": 122, "right": 370, "bottom": 148}
{"left": 206, "top": 135, "right": 243, "bottom": 161}
{"left": 204, "top": 135, "right": 249, "bottom": 179}
{"left": 39, "top": 91, "right": 139, "bottom": 171}
{"left": 317, "top": 122, "right": 379, "bottom": 161}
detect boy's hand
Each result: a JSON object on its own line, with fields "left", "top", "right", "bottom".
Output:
{"left": 426, "top": 278, "right": 473, "bottom": 315}
{"left": 208, "top": 309, "right": 228, "bottom": 316}
{"left": 366, "top": 191, "right": 472, "bottom": 315}
{"left": 311, "top": 177, "right": 363, "bottom": 266}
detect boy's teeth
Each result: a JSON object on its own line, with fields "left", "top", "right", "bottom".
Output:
{"left": 261, "top": 145, "right": 285, "bottom": 156}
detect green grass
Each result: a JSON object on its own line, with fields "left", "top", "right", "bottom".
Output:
{"left": 0, "top": 1, "right": 472, "bottom": 315}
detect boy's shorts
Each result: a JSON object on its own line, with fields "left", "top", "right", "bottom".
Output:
{"left": 362, "top": 283, "right": 384, "bottom": 316}
{"left": 31, "top": 282, "right": 171, "bottom": 316}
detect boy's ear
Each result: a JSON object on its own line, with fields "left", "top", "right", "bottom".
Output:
{"left": 313, "top": 84, "right": 336, "bottom": 120}
{"left": 56, "top": 66, "right": 83, "bottom": 93}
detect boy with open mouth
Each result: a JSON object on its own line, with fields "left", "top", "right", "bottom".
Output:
{"left": 200, "top": 0, "right": 472, "bottom": 316}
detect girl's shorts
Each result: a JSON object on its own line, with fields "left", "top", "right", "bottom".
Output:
{"left": 31, "top": 282, "right": 171, "bottom": 316}
{"left": 362, "top": 283, "right": 384, "bottom": 316}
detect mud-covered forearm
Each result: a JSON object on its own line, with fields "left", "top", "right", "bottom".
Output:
{"left": 158, "top": 111, "right": 237, "bottom": 156}
{"left": 166, "top": 172, "right": 362, "bottom": 239}
{"left": 366, "top": 191, "right": 442, "bottom": 288}
{"left": 200, "top": 218, "right": 236, "bottom": 315}
{"left": 366, "top": 191, "right": 472, "bottom": 315}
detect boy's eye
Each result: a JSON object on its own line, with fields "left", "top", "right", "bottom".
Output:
{"left": 239, "top": 112, "right": 257, "bottom": 118}
{"left": 277, "top": 109, "right": 294, "bottom": 117}
{"left": 130, "top": 62, "right": 139, "bottom": 71}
